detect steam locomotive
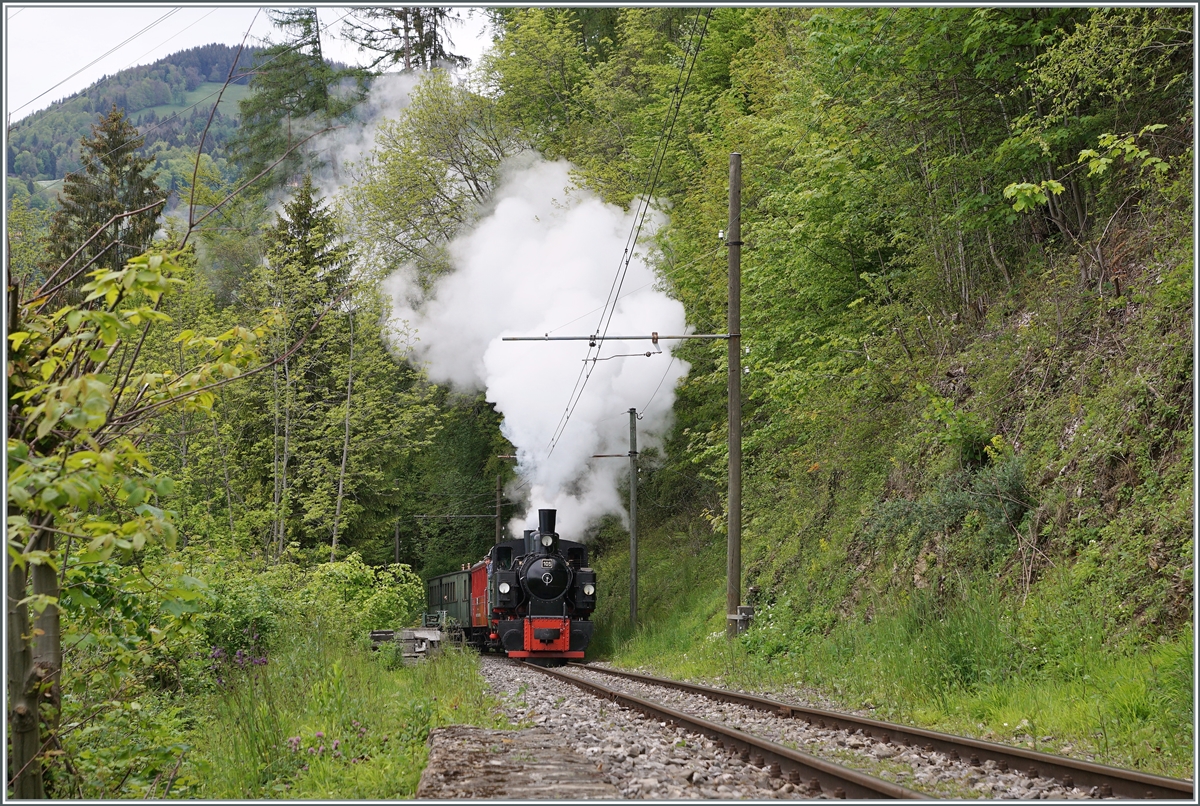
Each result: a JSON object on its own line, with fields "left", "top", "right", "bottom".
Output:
{"left": 422, "top": 509, "right": 596, "bottom": 661}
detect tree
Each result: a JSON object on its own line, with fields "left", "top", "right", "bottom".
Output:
{"left": 6, "top": 193, "right": 51, "bottom": 290}
{"left": 348, "top": 69, "right": 521, "bottom": 283}
{"left": 6, "top": 248, "right": 275, "bottom": 797}
{"left": 212, "top": 177, "right": 441, "bottom": 562}
{"left": 42, "top": 105, "right": 162, "bottom": 296}
{"left": 341, "top": 7, "right": 469, "bottom": 71}
{"left": 231, "top": 8, "right": 365, "bottom": 190}
{"left": 245, "top": 176, "right": 352, "bottom": 558}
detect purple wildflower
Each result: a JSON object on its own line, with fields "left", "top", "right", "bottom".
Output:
{"left": 209, "top": 647, "right": 226, "bottom": 660}
{"left": 333, "top": 739, "right": 340, "bottom": 750}
{"left": 315, "top": 731, "right": 324, "bottom": 739}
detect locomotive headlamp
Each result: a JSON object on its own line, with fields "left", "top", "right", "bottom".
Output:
{"left": 498, "top": 582, "right": 511, "bottom": 594}
{"left": 583, "top": 583, "right": 595, "bottom": 596}
{"left": 541, "top": 534, "right": 554, "bottom": 547}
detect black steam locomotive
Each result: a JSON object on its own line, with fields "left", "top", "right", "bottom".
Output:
{"left": 423, "top": 509, "right": 596, "bottom": 661}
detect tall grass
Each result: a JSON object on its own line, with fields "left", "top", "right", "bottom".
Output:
{"left": 188, "top": 624, "right": 504, "bottom": 799}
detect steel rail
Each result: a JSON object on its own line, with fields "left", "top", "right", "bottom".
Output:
{"left": 571, "top": 663, "right": 1193, "bottom": 800}
{"left": 521, "top": 662, "right": 928, "bottom": 799}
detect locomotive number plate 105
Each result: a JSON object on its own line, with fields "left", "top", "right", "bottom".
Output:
{"left": 541, "top": 559, "right": 554, "bottom": 567}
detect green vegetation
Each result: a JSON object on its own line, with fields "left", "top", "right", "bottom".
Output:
{"left": 186, "top": 555, "right": 501, "bottom": 799}
{"left": 132, "top": 81, "right": 250, "bottom": 122}
{"left": 6, "top": 6, "right": 1192, "bottom": 797}
{"left": 512, "top": 4, "right": 1192, "bottom": 781}
{"left": 8, "top": 44, "right": 256, "bottom": 184}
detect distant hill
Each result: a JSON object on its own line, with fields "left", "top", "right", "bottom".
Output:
{"left": 7, "top": 43, "right": 261, "bottom": 200}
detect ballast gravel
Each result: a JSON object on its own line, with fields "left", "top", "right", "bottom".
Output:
{"left": 480, "top": 656, "right": 817, "bottom": 799}
{"left": 565, "top": 665, "right": 1106, "bottom": 800}
{"left": 480, "top": 656, "right": 1112, "bottom": 799}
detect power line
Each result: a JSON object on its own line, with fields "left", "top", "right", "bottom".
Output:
{"left": 545, "top": 9, "right": 712, "bottom": 457}
{"left": 117, "top": 7, "right": 222, "bottom": 74}
{"left": 8, "top": 8, "right": 181, "bottom": 121}
{"left": 35, "top": 7, "right": 356, "bottom": 187}
{"left": 641, "top": 355, "right": 678, "bottom": 415}
{"left": 545, "top": 10, "right": 707, "bottom": 455}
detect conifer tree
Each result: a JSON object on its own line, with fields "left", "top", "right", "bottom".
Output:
{"left": 232, "top": 8, "right": 364, "bottom": 190}
{"left": 43, "top": 105, "right": 161, "bottom": 287}
{"left": 341, "top": 7, "right": 469, "bottom": 71}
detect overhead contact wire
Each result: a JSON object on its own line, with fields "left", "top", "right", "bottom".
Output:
{"left": 546, "top": 9, "right": 712, "bottom": 457}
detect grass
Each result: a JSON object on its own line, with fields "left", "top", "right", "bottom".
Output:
{"left": 133, "top": 82, "right": 250, "bottom": 122}
{"left": 187, "top": 625, "right": 506, "bottom": 799}
{"left": 590, "top": 524, "right": 1194, "bottom": 780}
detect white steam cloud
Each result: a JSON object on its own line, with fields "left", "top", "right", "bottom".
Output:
{"left": 311, "top": 72, "right": 421, "bottom": 200}
{"left": 384, "top": 158, "right": 690, "bottom": 538}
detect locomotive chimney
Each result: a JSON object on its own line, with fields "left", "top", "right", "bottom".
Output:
{"left": 538, "top": 508, "right": 557, "bottom": 537}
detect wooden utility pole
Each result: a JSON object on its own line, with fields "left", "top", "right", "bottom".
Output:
{"left": 628, "top": 408, "right": 639, "bottom": 628}
{"left": 726, "top": 152, "right": 743, "bottom": 639}
{"left": 495, "top": 474, "right": 503, "bottom": 544}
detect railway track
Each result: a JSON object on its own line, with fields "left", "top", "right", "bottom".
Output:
{"left": 523, "top": 661, "right": 927, "bottom": 798}
{"left": 566, "top": 662, "right": 1194, "bottom": 800}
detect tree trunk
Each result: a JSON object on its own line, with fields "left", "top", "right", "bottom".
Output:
{"left": 7, "top": 529, "right": 46, "bottom": 799}
{"left": 30, "top": 528, "right": 61, "bottom": 738}
{"left": 277, "top": 355, "right": 292, "bottom": 559}
{"left": 211, "top": 415, "right": 236, "bottom": 541}
{"left": 331, "top": 313, "right": 354, "bottom": 562}
{"left": 271, "top": 357, "right": 281, "bottom": 560}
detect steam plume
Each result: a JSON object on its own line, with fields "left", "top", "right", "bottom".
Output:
{"left": 384, "top": 158, "right": 690, "bottom": 537}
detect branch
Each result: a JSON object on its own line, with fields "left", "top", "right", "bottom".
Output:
{"left": 185, "top": 12, "right": 260, "bottom": 244}
{"left": 107, "top": 295, "right": 165, "bottom": 416}
{"left": 30, "top": 199, "right": 166, "bottom": 300}
{"left": 183, "top": 126, "right": 342, "bottom": 244}
{"left": 102, "top": 284, "right": 354, "bottom": 430}
{"left": 26, "top": 242, "right": 123, "bottom": 313}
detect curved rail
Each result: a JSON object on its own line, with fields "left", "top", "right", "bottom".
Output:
{"left": 522, "top": 661, "right": 928, "bottom": 799}
{"left": 572, "top": 663, "right": 1193, "bottom": 800}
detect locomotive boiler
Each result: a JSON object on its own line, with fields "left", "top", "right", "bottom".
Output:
{"left": 423, "top": 509, "right": 596, "bottom": 661}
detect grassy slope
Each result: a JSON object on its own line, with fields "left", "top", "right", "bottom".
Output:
{"left": 133, "top": 82, "right": 250, "bottom": 122}
{"left": 589, "top": 186, "right": 1193, "bottom": 779}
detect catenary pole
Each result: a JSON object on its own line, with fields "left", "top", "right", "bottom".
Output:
{"left": 628, "top": 408, "right": 639, "bottom": 628}
{"left": 495, "top": 474, "right": 503, "bottom": 544}
{"left": 727, "top": 153, "right": 743, "bottom": 639}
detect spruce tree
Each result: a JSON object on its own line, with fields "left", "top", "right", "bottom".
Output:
{"left": 341, "top": 7, "right": 469, "bottom": 71}
{"left": 232, "top": 8, "right": 365, "bottom": 190}
{"left": 43, "top": 105, "right": 161, "bottom": 289}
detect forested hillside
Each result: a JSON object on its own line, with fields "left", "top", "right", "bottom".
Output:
{"left": 6, "top": 7, "right": 1192, "bottom": 798}
{"left": 6, "top": 43, "right": 258, "bottom": 215}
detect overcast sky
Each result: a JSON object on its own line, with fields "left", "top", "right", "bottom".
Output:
{"left": 5, "top": 5, "right": 493, "bottom": 124}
